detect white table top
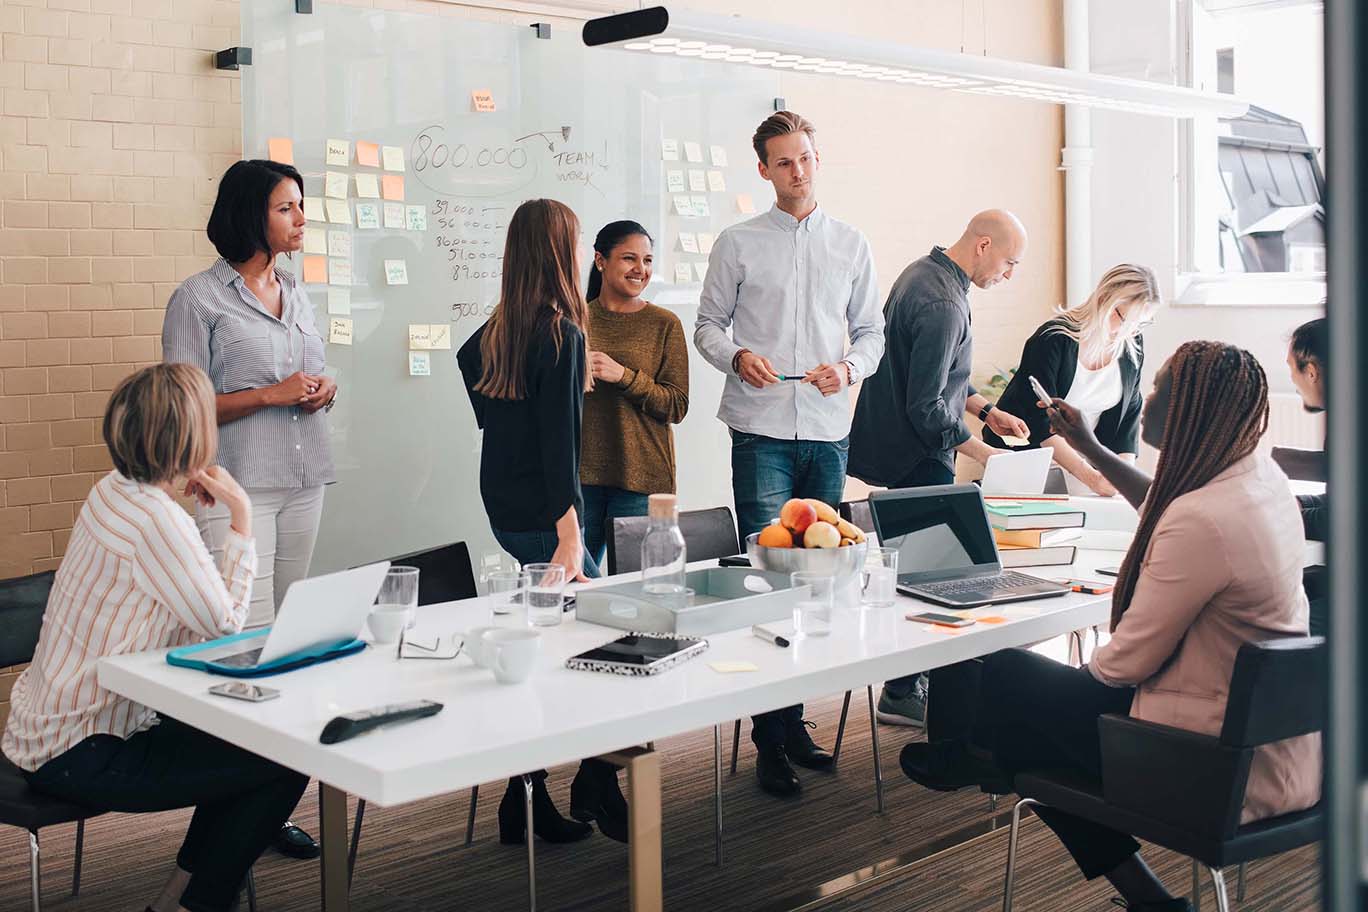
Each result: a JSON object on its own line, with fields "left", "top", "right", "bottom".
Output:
{"left": 99, "top": 553, "right": 1117, "bottom": 807}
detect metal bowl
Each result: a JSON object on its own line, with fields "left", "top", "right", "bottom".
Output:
{"left": 745, "top": 532, "right": 868, "bottom": 584}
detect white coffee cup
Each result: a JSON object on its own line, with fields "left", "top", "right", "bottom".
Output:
{"left": 482, "top": 628, "right": 540, "bottom": 684}
{"left": 367, "top": 605, "right": 409, "bottom": 644}
{"left": 463, "top": 625, "right": 501, "bottom": 667}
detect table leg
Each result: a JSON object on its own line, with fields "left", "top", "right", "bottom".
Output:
{"left": 603, "top": 746, "right": 663, "bottom": 912}
{"left": 319, "top": 782, "right": 351, "bottom": 912}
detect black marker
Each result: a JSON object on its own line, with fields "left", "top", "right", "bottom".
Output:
{"left": 751, "top": 625, "right": 790, "bottom": 648}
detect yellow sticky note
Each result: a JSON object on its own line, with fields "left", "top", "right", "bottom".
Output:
{"left": 427, "top": 324, "right": 451, "bottom": 350}
{"left": 327, "top": 288, "right": 351, "bottom": 315}
{"left": 329, "top": 258, "right": 351, "bottom": 286}
{"left": 661, "top": 138, "right": 679, "bottom": 161}
{"left": 684, "top": 141, "right": 703, "bottom": 163}
{"left": 324, "top": 171, "right": 349, "bottom": 199}
{"left": 471, "top": 89, "right": 496, "bottom": 112}
{"left": 688, "top": 170, "right": 706, "bottom": 192}
{"left": 328, "top": 317, "right": 353, "bottom": 345}
{"left": 736, "top": 193, "right": 755, "bottom": 214}
{"left": 381, "top": 174, "right": 404, "bottom": 201}
{"left": 304, "top": 197, "right": 325, "bottom": 222}
{"left": 325, "top": 198, "right": 350, "bottom": 225}
{"left": 302, "top": 227, "right": 327, "bottom": 255}
{"left": 355, "top": 173, "right": 380, "bottom": 199}
{"left": 302, "top": 255, "right": 327, "bottom": 284}
{"left": 325, "top": 138, "right": 350, "bottom": 167}
{"left": 356, "top": 141, "right": 380, "bottom": 168}
{"left": 383, "top": 202, "right": 404, "bottom": 229}
{"left": 382, "top": 145, "right": 405, "bottom": 171}
{"left": 709, "top": 661, "right": 759, "bottom": 674}
{"left": 326, "top": 230, "right": 351, "bottom": 259}
{"left": 408, "top": 324, "right": 431, "bottom": 349}
{"left": 707, "top": 170, "right": 726, "bottom": 192}
{"left": 267, "top": 137, "right": 294, "bottom": 165}
{"left": 677, "top": 232, "right": 699, "bottom": 254}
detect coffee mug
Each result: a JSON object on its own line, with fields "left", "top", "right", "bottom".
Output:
{"left": 482, "top": 628, "right": 540, "bottom": 684}
{"left": 367, "top": 605, "right": 409, "bottom": 644}
{"left": 464, "top": 625, "right": 501, "bottom": 667}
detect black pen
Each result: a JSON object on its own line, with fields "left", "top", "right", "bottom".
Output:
{"left": 751, "top": 625, "right": 790, "bottom": 648}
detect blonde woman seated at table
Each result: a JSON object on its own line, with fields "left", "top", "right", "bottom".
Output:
{"left": 983, "top": 263, "right": 1161, "bottom": 495}
{"left": 1, "top": 364, "right": 308, "bottom": 912}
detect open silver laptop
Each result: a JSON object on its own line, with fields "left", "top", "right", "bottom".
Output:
{"left": 869, "top": 485, "right": 1069, "bottom": 608}
{"left": 191, "top": 562, "right": 391, "bottom": 669}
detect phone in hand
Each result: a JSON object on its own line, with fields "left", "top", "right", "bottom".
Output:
{"left": 208, "top": 682, "right": 280, "bottom": 702}
{"left": 906, "top": 611, "right": 975, "bottom": 628}
{"left": 1028, "top": 374, "right": 1052, "bottom": 406}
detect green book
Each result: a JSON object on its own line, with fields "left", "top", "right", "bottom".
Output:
{"left": 984, "top": 501, "right": 1086, "bottom": 531}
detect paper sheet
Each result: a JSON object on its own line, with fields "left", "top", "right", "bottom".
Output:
{"left": 408, "top": 351, "right": 431, "bottom": 376}
{"left": 684, "top": 141, "right": 703, "bottom": 163}
{"left": 325, "top": 138, "right": 349, "bottom": 167}
{"left": 325, "top": 198, "right": 350, "bottom": 225}
{"left": 304, "top": 197, "right": 325, "bottom": 222}
{"left": 710, "top": 145, "right": 728, "bottom": 167}
{"left": 707, "top": 170, "right": 726, "bottom": 192}
{"left": 327, "top": 288, "right": 351, "bottom": 315}
{"left": 328, "top": 258, "right": 351, "bottom": 286}
{"left": 324, "top": 171, "right": 349, "bottom": 199}
{"left": 328, "top": 317, "right": 353, "bottom": 345}
{"left": 302, "top": 227, "right": 327, "bottom": 255}
{"left": 383, "top": 202, "right": 404, "bottom": 229}
{"left": 327, "top": 230, "right": 351, "bottom": 259}
{"left": 381, "top": 174, "right": 404, "bottom": 201}
{"left": 406, "top": 205, "right": 427, "bottom": 231}
{"left": 661, "top": 138, "right": 679, "bottom": 161}
{"left": 302, "top": 255, "right": 327, "bottom": 284}
{"left": 267, "top": 137, "right": 293, "bottom": 165}
{"left": 382, "top": 145, "right": 405, "bottom": 171}
{"left": 356, "top": 141, "right": 380, "bottom": 168}
{"left": 354, "top": 173, "right": 380, "bottom": 199}
{"left": 385, "top": 259, "right": 409, "bottom": 285}
{"left": 688, "top": 170, "right": 707, "bottom": 192}
{"left": 354, "top": 203, "right": 380, "bottom": 229}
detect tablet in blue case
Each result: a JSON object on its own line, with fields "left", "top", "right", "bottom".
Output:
{"left": 166, "top": 629, "right": 366, "bottom": 678}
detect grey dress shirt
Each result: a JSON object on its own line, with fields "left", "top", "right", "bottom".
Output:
{"left": 694, "top": 204, "right": 884, "bottom": 442}
{"left": 162, "top": 258, "right": 335, "bottom": 488}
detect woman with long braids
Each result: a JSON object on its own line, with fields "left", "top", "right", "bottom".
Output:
{"left": 903, "top": 342, "right": 1320, "bottom": 912}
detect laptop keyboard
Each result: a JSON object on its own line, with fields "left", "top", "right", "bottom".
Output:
{"left": 910, "top": 571, "right": 1051, "bottom": 598}
{"left": 213, "top": 647, "right": 264, "bottom": 668}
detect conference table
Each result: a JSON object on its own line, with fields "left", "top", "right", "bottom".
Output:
{"left": 98, "top": 549, "right": 1121, "bottom": 911}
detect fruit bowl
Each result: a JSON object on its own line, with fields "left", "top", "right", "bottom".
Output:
{"left": 745, "top": 531, "right": 869, "bottom": 584}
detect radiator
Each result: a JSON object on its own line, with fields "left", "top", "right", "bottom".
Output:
{"left": 1264, "top": 393, "right": 1325, "bottom": 451}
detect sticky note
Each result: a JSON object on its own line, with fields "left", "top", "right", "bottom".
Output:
{"left": 674, "top": 263, "right": 692, "bottom": 284}
{"left": 666, "top": 170, "right": 685, "bottom": 193}
{"left": 471, "top": 89, "right": 496, "bottom": 112}
{"left": 355, "top": 203, "right": 380, "bottom": 230}
{"left": 327, "top": 230, "right": 351, "bottom": 259}
{"left": 427, "top": 323, "right": 451, "bottom": 350}
{"left": 1000, "top": 434, "right": 1030, "bottom": 446}
{"left": 267, "top": 137, "right": 294, "bottom": 165}
{"left": 327, "top": 288, "right": 351, "bottom": 315}
{"left": 302, "top": 255, "right": 327, "bottom": 284}
{"left": 710, "top": 145, "right": 728, "bottom": 167}
{"left": 677, "top": 232, "right": 699, "bottom": 254}
{"left": 329, "top": 258, "right": 351, "bottom": 286}
{"left": 355, "top": 173, "right": 380, "bottom": 199}
{"left": 304, "top": 197, "right": 325, "bottom": 222}
{"left": 736, "top": 193, "right": 755, "bottom": 214}
{"left": 383, "top": 202, "right": 404, "bottom": 229}
{"left": 684, "top": 141, "right": 703, "bottom": 163}
{"left": 325, "top": 138, "right": 350, "bottom": 166}
{"left": 408, "top": 324, "right": 432, "bottom": 349}
{"left": 672, "top": 195, "right": 694, "bottom": 217}
{"left": 324, "top": 171, "right": 349, "bottom": 199}
{"left": 382, "top": 145, "right": 405, "bottom": 171}
{"left": 688, "top": 170, "right": 707, "bottom": 192}
{"left": 707, "top": 170, "right": 726, "bottom": 192}
{"left": 661, "top": 138, "right": 679, "bottom": 161}
{"left": 406, "top": 205, "right": 427, "bottom": 231}
{"left": 709, "top": 661, "right": 758, "bottom": 673}
{"left": 695, "top": 262, "right": 709, "bottom": 282}
{"left": 356, "top": 141, "right": 380, "bottom": 168}
{"left": 976, "top": 615, "right": 1009, "bottom": 625}
{"left": 385, "top": 259, "right": 408, "bottom": 285}
{"left": 691, "top": 195, "right": 710, "bottom": 217}
{"left": 328, "top": 317, "right": 353, "bottom": 345}
{"left": 409, "top": 351, "right": 431, "bottom": 376}
{"left": 697, "top": 232, "right": 715, "bottom": 255}
{"left": 302, "top": 226, "right": 327, "bottom": 254}
{"left": 381, "top": 175, "right": 404, "bottom": 201}
{"left": 325, "top": 198, "right": 350, "bottom": 225}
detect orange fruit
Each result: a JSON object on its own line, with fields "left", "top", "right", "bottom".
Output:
{"left": 757, "top": 524, "right": 795, "bottom": 549}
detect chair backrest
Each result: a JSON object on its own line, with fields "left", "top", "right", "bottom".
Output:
{"left": 838, "top": 499, "right": 875, "bottom": 533}
{"left": 1220, "top": 636, "right": 1327, "bottom": 748}
{"left": 607, "top": 506, "right": 739, "bottom": 576}
{"left": 0, "top": 571, "right": 55, "bottom": 668}
{"left": 385, "top": 542, "right": 477, "bottom": 605}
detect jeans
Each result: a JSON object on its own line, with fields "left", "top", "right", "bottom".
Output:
{"left": 581, "top": 485, "right": 651, "bottom": 573}
{"left": 27, "top": 717, "right": 308, "bottom": 912}
{"left": 730, "top": 431, "right": 849, "bottom": 748}
{"left": 492, "top": 527, "right": 601, "bottom": 579}
{"left": 197, "top": 485, "right": 325, "bottom": 628}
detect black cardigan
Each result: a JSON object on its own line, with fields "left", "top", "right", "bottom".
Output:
{"left": 984, "top": 319, "right": 1144, "bottom": 455}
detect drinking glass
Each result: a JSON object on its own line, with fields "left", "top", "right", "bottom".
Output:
{"left": 525, "top": 562, "right": 566, "bottom": 628}
{"left": 377, "top": 565, "right": 420, "bottom": 628}
{"left": 488, "top": 569, "right": 530, "bottom": 627}
{"left": 479, "top": 550, "right": 520, "bottom": 594}
{"left": 862, "top": 547, "right": 899, "bottom": 608}
{"left": 790, "top": 571, "right": 835, "bottom": 638}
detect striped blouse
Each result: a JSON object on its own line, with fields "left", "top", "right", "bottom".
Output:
{"left": 2, "top": 472, "right": 256, "bottom": 772}
{"left": 162, "top": 257, "right": 335, "bottom": 488}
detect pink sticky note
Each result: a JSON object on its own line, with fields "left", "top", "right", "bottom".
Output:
{"left": 302, "top": 255, "right": 327, "bottom": 284}
{"left": 356, "top": 141, "right": 380, "bottom": 168}
{"left": 267, "top": 137, "right": 294, "bottom": 165}
{"left": 381, "top": 174, "right": 405, "bottom": 201}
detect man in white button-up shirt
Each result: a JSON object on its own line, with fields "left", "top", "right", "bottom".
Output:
{"left": 695, "top": 111, "right": 884, "bottom": 798}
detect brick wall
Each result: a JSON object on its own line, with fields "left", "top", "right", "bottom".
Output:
{"left": 1, "top": 0, "right": 242, "bottom": 585}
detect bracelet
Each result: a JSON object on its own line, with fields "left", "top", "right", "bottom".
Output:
{"left": 978, "top": 402, "right": 994, "bottom": 423}
{"left": 731, "top": 348, "right": 751, "bottom": 375}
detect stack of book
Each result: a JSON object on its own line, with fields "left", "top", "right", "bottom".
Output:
{"left": 984, "top": 496, "right": 1086, "bottom": 568}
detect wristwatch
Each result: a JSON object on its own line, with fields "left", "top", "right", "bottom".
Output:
{"left": 841, "top": 359, "right": 858, "bottom": 386}
{"left": 978, "top": 402, "right": 994, "bottom": 423}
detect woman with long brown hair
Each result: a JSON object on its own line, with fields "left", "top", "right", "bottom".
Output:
{"left": 904, "top": 342, "right": 1319, "bottom": 912}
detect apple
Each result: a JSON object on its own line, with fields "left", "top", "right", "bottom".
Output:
{"left": 780, "top": 498, "right": 818, "bottom": 535}
{"left": 803, "top": 521, "right": 841, "bottom": 549}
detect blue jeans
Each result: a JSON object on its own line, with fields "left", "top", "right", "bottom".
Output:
{"left": 731, "top": 431, "right": 849, "bottom": 748}
{"left": 492, "top": 528, "right": 601, "bottom": 579}
{"left": 580, "top": 485, "right": 651, "bottom": 573}
{"left": 886, "top": 459, "right": 956, "bottom": 699}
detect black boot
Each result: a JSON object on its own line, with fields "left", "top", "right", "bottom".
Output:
{"left": 498, "top": 772, "right": 593, "bottom": 845}
{"left": 784, "top": 719, "right": 835, "bottom": 772}
{"left": 755, "top": 744, "right": 801, "bottom": 797}
{"left": 899, "top": 740, "right": 1012, "bottom": 794}
{"left": 571, "top": 759, "right": 629, "bottom": 843}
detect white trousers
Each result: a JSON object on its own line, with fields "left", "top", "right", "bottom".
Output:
{"left": 196, "top": 485, "right": 326, "bottom": 628}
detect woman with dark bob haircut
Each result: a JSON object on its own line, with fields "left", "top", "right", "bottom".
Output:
{"left": 161, "top": 159, "right": 336, "bottom": 858}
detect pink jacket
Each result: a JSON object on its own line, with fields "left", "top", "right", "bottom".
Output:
{"left": 1090, "top": 452, "right": 1321, "bottom": 824}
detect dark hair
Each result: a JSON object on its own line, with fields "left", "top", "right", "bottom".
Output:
{"left": 206, "top": 159, "right": 304, "bottom": 263}
{"left": 586, "top": 220, "right": 652, "bottom": 301}
{"left": 1290, "top": 316, "right": 1327, "bottom": 371}
{"left": 752, "top": 110, "right": 816, "bottom": 165}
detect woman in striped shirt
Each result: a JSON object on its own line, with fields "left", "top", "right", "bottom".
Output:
{"left": 1, "top": 364, "right": 308, "bottom": 912}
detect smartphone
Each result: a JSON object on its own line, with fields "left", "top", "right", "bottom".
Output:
{"left": 1096, "top": 566, "right": 1121, "bottom": 577}
{"left": 1057, "top": 579, "right": 1114, "bottom": 595}
{"left": 1028, "top": 374, "right": 1052, "bottom": 406}
{"left": 208, "top": 682, "right": 280, "bottom": 703}
{"left": 906, "top": 611, "right": 976, "bottom": 628}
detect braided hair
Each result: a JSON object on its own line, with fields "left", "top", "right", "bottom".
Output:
{"left": 1110, "top": 341, "right": 1270, "bottom": 630}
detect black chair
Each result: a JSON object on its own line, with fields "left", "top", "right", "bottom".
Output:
{"left": 605, "top": 506, "right": 741, "bottom": 575}
{"left": 838, "top": 499, "right": 875, "bottom": 534}
{"left": 0, "top": 571, "right": 101, "bottom": 912}
{"left": 1001, "top": 637, "right": 1326, "bottom": 912}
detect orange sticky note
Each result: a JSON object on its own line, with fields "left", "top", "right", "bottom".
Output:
{"left": 381, "top": 174, "right": 404, "bottom": 201}
{"left": 976, "top": 616, "right": 1008, "bottom": 625}
{"left": 356, "top": 141, "right": 380, "bottom": 168}
{"left": 302, "top": 255, "right": 327, "bottom": 284}
{"left": 267, "top": 137, "right": 294, "bottom": 165}
{"left": 471, "top": 89, "right": 496, "bottom": 112}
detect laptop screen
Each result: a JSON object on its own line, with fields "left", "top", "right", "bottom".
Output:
{"left": 870, "top": 485, "right": 1000, "bottom": 583}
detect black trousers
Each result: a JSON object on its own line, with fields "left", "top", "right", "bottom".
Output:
{"left": 27, "top": 717, "right": 308, "bottom": 912}
{"left": 980, "top": 647, "right": 1141, "bottom": 880}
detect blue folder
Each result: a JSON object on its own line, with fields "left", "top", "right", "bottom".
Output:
{"left": 166, "top": 628, "right": 366, "bottom": 678}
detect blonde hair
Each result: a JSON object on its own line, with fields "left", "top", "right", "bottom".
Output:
{"left": 103, "top": 363, "right": 218, "bottom": 484}
{"left": 1050, "top": 263, "right": 1160, "bottom": 368}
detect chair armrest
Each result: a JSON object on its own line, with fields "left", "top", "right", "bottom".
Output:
{"left": 1099, "top": 714, "right": 1252, "bottom": 840}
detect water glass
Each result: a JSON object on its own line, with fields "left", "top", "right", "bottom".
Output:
{"left": 790, "top": 571, "right": 835, "bottom": 638}
{"left": 488, "top": 570, "right": 530, "bottom": 626}
{"left": 377, "top": 565, "right": 420, "bottom": 628}
{"left": 862, "top": 547, "right": 899, "bottom": 608}
{"left": 525, "top": 562, "right": 566, "bottom": 628}
{"left": 479, "top": 550, "right": 520, "bottom": 594}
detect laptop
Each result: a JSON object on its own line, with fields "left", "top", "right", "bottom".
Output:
{"left": 869, "top": 485, "right": 1070, "bottom": 608}
{"left": 980, "top": 448, "right": 1053, "bottom": 496}
{"left": 190, "top": 562, "right": 391, "bottom": 669}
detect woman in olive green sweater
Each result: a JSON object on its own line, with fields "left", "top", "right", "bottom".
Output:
{"left": 579, "top": 220, "right": 690, "bottom": 570}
